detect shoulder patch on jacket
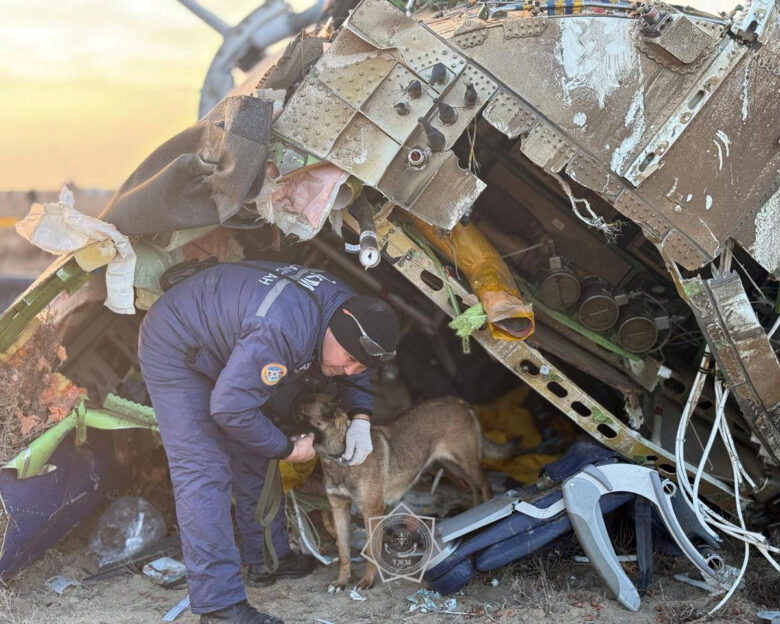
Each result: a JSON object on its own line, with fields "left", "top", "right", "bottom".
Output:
{"left": 261, "top": 363, "right": 287, "bottom": 386}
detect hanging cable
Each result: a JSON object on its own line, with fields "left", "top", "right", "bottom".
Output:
{"left": 548, "top": 171, "right": 622, "bottom": 241}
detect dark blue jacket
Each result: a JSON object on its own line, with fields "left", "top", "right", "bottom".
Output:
{"left": 143, "top": 260, "right": 372, "bottom": 459}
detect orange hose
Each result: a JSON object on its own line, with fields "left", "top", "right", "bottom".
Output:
{"left": 406, "top": 215, "right": 534, "bottom": 341}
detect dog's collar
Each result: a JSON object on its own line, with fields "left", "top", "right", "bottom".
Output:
{"left": 319, "top": 451, "right": 348, "bottom": 465}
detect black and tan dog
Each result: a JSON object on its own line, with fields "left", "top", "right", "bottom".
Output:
{"left": 296, "top": 393, "right": 491, "bottom": 592}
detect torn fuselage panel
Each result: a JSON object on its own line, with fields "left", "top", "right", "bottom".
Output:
{"left": 273, "top": 0, "right": 488, "bottom": 230}
{"left": 685, "top": 271, "right": 780, "bottom": 464}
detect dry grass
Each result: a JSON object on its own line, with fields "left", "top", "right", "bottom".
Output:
{"left": 501, "top": 549, "right": 573, "bottom": 616}
{"left": 0, "top": 583, "right": 55, "bottom": 624}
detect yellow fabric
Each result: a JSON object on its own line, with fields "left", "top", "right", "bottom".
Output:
{"left": 476, "top": 386, "right": 558, "bottom": 484}
{"left": 279, "top": 457, "right": 318, "bottom": 492}
{"left": 406, "top": 215, "right": 534, "bottom": 341}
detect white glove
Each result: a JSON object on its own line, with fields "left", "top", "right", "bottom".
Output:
{"left": 341, "top": 418, "right": 373, "bottom": 466}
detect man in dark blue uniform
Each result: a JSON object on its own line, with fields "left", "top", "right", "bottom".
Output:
{"left": 138, "top": 261, "right": 400, "bottom": 624}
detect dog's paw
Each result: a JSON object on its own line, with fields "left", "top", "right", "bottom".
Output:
{"left": 327, "top": 581, "right": 346, "bottom": 593}
{"left": 354, "top": 577, "right": 375, "bottom": 591}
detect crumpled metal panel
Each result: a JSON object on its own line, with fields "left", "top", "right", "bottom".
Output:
{"left": 328, "top": 114, "right": 401, "bottom": 186}
{"left": 481, "top": 90, "right": 538, "bottom": 139}
{"left": 347, "top": 0, "right": 466, "bottom": 91}
{"left": 436, "top": 8, "right": 778, "bottom": 274}
{"left": 447, "top": 15, "right": 701, "bottom": 180}
{"left": 612, "top": 190, "right": 669, "bottom": 240}
{"left": 521, "top": 122, "right": 577, "bottom": 173}
{"left": 317, "top": 51, "right": 396, "bottom": 108}
{"left": 407, "top": 152, "right": 486, "bottom": 230}
{"left": 361, "top": 63, "right": 437, "bottom": 142}
{"left": 271, "top": 0, "right": 490, "bottom": 229}
{"left": 421, "top": 64, "right": 497, "bottom": 151}
{"left": 274, "top": 76, "right": 355, "bottom": 157}
{"left": 566, "top": 151, "right": 625, "bottom": 202}
{"left": 684, "top": 272, "right": 780, "bottom": 464}
{"left": 733, "top": 187, "right": 780, "bottom": 280}
{"left": 646, "top": 14, "right": 719, "bottom": 65}
{"left": 622, "top": 38, "right": 746, "bottom": 185}
{"left": 629, "top": 43, "right": 780, "bottom": 273}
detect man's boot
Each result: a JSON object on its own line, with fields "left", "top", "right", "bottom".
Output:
{"left": 199, "top": 600, "right": 283, "bottom": 624}
{"left": 246, "top": 551, "right": 316, "bottom": 587}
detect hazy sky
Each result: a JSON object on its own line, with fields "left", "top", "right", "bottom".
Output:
{"left": 0, "top": 1, "right": 266, "bottom": 191}
{"left": 0, "top": 0, "right": 738, "bottom": 191}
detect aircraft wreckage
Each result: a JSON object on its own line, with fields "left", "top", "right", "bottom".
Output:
{"left": 1, "top": 0, "right": 778, "bottom": 610}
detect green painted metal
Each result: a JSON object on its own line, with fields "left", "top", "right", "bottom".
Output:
{"left": 0, "top": 256, "right": 90, "bottom": 353}
{"left": 523, "top": 290, "right": 642, "bottom": 361}
{"left": 4, "top": 394, "right": 158, "bottom": 479}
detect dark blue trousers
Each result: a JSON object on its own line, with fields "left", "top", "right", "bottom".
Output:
{"left": 138, "top": 339, "right": 290, "bottom": 614}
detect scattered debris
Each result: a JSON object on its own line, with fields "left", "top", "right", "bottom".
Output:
{"left": 575, "top": 554, "right": 637, "bottom": 563}
{"left": 674, "top": 573, "right": 726, "bottom": 596}
{"left": 757, "top": 611, "right": 780, "bottom": 624}
{"left": 348, "top": 589, "right": 366, "bottom": 602}
{"left": 407, "top": 588, "right": 459, "bottom": 613}
{"left": 162, "top": 594, "right": 190, "bottom": 622}
{"left": 89, "top": 496, "right": 166, "bottom": 568}
{"left": 82, "top": 535, "right": 181, "bottom": 583}
{"left": 44, "top": 575, "right": 82, "bottom": 595}
{"left": 142, "top": 556, "right": 187, "bottom": 588}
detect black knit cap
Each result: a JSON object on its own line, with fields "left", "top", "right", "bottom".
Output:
{"left": 328, "top": 296, "right": 400, "bottom": 368}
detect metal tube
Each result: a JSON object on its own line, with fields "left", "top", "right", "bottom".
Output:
{"left": 176, "top": 0, "right": 231, "bottom": 36}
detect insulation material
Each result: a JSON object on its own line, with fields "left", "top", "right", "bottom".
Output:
{"left": 406, "top": 215, "right": 535, "bottom": 341}
{"left": 250, "top": 163, "right": 353, "bottom": 240}
{"left": 15, "top": 187, "right": 137, "bottom": 315}
{"left": 100, "top": 95, "right": 273, "bottom": 235}
{"left": 475, "top": 387, "right": 564, "bottom": 484}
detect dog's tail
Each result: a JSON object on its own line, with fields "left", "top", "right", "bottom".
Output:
{"left": 481, "top": 435, "right": 524, "bottom": 461}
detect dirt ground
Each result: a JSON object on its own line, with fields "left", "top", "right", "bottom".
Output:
{"left": 2, "top": 526, "right": 774, "bottom": 624}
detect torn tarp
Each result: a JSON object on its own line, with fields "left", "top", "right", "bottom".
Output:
{"left": 15, "top": 186, "right": 137, "bottom": 315}
{"left": 0, "top": 429, "right": 125, "bottom": 578}
{"left": 100, "top": 95, "right": 273, "bottom": 235}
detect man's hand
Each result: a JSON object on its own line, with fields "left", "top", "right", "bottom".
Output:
{"left": 341, "top": 417, "right": 372, "bottom": 466}
{"left": 284, "top": 433, "right": 316, "bottom": 463}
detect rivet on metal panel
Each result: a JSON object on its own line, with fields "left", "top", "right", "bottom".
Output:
{"left": 453, "top": 29, "right": 488, "bottom": 49}
{"left": 502, "top": 17, "right": 549, "bottom": 39}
